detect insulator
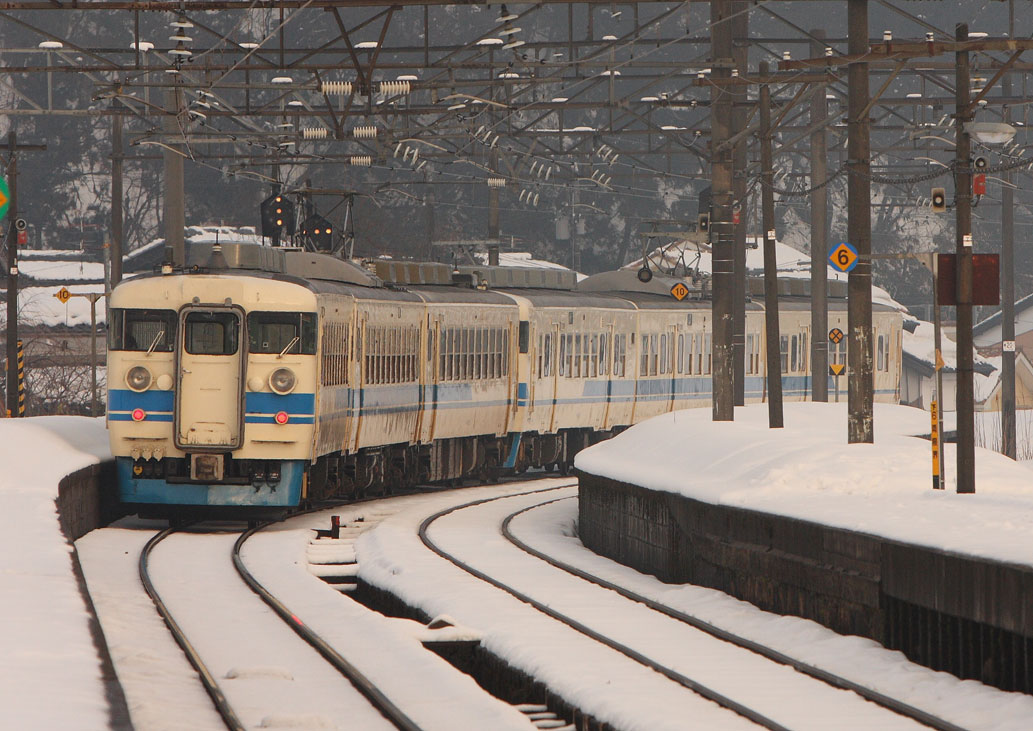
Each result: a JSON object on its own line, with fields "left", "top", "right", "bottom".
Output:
{"left": 393, "top": 142, "right": 403, "bottom": 158}
{"left": 416, "top": 160, "right": 427, "bottom": 171}
{"left": 321, "top": 81, "right": 354, "bottom": 96}
{"left": 487, "top": 176, "right": 506, "bottom": 189}
{"left": 351, "top": 125, "right": 378, "bottom": 139}
{"left": 519, "top": 190, "right": 527, "bottom": 203}
{"left": 529, "top": 161, "right": 538, "bottom": 175}
{"left": 490, "top": 134, "right": 499, "bottom": 148}
{"left": 475, "top": 125, "right": 485, "bottom": 138}
{"left": 379, "top": 80, "right": 411, "bottom": 96}
{"left": 609, "top": 154, "right": 619, "bottom": 165}
{"left": 532, "top": 193, "right": 539, "bottom": 206}
{"left": 544, "top": 166, "right": 552, "bottom": 180}
{"left": 301, "top": 127, "right": 328, "bottom": 140}
{"left": 409, "top": 147, "right": 419, "bottom": 163}
{"left": 349, "top": 155, "right": 372, "bottom": 166}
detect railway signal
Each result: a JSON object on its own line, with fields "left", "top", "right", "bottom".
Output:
{"left": 260, "top": 193, "right": 295, "bottom": 241}
{"left": 299, "top": 214, "right": 334, "bottom": 252}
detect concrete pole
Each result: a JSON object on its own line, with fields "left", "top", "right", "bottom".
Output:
{"left": 810, "top": 29, "right": 829, "bottom": 402}
{"left": 954, "top": 23, "right": 975, "bottom": 493}
{"left": 710, "top": 0, "right": 735, "bottom": 421}
{"left": 5, "top": 131, "right": 18, "bottom": 417}
{"left": 1001, "top": 1, "right": 1016, "bottom": 460}
{"left": 162, "top": 87, "right": 185, "bottom": 266}
{"left": 759, "top": 62, "right": 784, "bottom": 428}
{"left": 110, "top": 108, "right": 124, "bottom": 288}
{"left": 847, "top": 0, "right": 874, "bottom": 443}
{"left": 731, "top": 2, "right": 749, "bottom": 406}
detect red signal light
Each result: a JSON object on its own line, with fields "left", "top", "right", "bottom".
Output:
{"left": 275, "top": 411, "right": 289, "bottom": 425}
{"left": 132, "top": 408, "right": 146, "bottom": 422}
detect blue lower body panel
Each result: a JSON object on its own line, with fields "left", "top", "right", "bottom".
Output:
{"left": 116, "top": 458, "right": 305, "bottom": 507}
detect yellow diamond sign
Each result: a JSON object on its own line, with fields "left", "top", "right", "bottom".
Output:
{"left": 670, "top": 282, "right": 690, "bottom": 301}
{"left": 55, "top": 286, "right": 71, "bottom": 303}
{"left": 828, "top": 241, "right": 859, "bottom": 273}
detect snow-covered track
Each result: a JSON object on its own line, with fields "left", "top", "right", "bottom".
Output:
{"left": 232, "top": 522, "right": 423, "bottom": 731}
{"left": 418, "top": 487, "right": 790, "bottom": 731}
{"left": 501, "top": 497, "right": 966, "bottom": 731}
{"left": 138, "top": 527, "right": 246, "bottom": 731}
{"left": 418, "top": 488, "right": 953, "bottom": 731}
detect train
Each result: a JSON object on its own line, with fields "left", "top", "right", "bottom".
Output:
{"left": 106, "top": 241, "right": 902, "bottom": 519}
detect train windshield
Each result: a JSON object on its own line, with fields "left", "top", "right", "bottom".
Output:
{"left": 247, "top": 311, "right": 317, "bottom": 355}
{"left": 184, "top": 311, "right": 240, "bottom": 355}
{"left": 109, "top": 308, "right": 177, "bottom": 352}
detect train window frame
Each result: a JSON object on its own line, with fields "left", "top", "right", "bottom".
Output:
{"left": 877, "top": 334, "right": 887, "bottom": 372}
{"left": 660, "top": 334, "right": 669, "bottom": 375}
{"left": 574, "top": 333, "right": 582, "bottom": 378}
{"left": 599, "top": 333, "right": 608, "bottom": 377}
{"left": 110, "top": 308, "right": 177, "bottom": 352}
{"left": 183, "top": 310, "right": 240, "bottom": 356}
{"left": 790, "top": 335, "right": 799, "bottom": 373}
{"left": 704, "top": 333, "right": 712, "bottom": 375}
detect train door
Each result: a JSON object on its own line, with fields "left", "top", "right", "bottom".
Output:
{"left": 175, "top": 306, "right": 245, "bottom": 449}
{"left": 426, "top": 318, "right": 441, "bottom": 442}
{"left": 666, "top": 323, "right": 677, "bottom": 412}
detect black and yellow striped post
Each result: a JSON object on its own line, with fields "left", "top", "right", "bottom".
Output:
{"left": 16, "top": 338, "right": 24, "bottom": 416}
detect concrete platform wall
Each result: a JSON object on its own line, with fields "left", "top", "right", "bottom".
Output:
{"left": 578, "top": 472, "right": 1033, "bottom": 694}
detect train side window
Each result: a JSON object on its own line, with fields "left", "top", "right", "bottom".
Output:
{"left": 704, "top": 333, "right": 712, "bottom": 375}
{"left": 559, "top": 334, "right": 567, "bottom": 377}
{"left": 677, "top": 334, "right": 684, "bottom": 374}
{"left": 599, "top": 334, "right": 608, "bottom": 377}
{"left": 582, "top": 334, "right": 590, "bottom": 376}
{"left": 481, "top": 328, "right": 489, "bottom": 379}
{"left": 877, "top": 334, "right": 886, "bottom": 372}
{"left": 110, "top": 308, "right": 177, "bottom": 352}
{"left": 574, "top": 334, "right": 582, "bottom": 378}
{"left": 613, "top": 333, "right": 625, "bottom": 377}
{"left": 801, "top": 334, "right": 808, "bottom": 374}
{"left": 660, "top": 334, "right": 669, "bottom": 375}
{"left": 780, "top": 335, "right": 789, "bottom": 374}
{"left": 650, "top": 335, "right": 659, "bottom": 376}
{"left": 247, "top": 311, "right": 316, "bottom": 355}
{"left": 640, "top": 334, "right": 648, "bottom": 376}
{"left": 518, "top": 321, "right": 530, "bottom": 354}
{"left": 184, "top": 311, "right": 239, "bottom": 355}
{"left": 790, "top": 335, "right": 799, "bottom": 373}
{"left": 745, "top": 334, "right": 755, "bottom": 375}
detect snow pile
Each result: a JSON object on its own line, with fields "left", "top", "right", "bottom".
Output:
{"left": 576, "top": 402, "right": 1033, "bottom": 566}
{"left": 0, "top": 416, "right": 112, "bottom": 728}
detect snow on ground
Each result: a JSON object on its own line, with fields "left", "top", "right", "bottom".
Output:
{"left": 0, "top": 416, "right": 112, "bottom": 729}
{"left": 14, "top": 284, "right": 108, "bottom": 328}
{"left": 576, "top": 402, "right": 1033, "bottom": 567}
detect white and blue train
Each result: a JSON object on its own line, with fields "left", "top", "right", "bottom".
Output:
{"left": 106, "top": 241, "right": 902, "bottom": 518}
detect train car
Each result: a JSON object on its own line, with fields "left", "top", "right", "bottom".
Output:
{"left": 107, "top": 241, "right": 903, "bottom": 519}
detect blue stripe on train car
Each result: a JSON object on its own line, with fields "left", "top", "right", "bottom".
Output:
{"left": 108, "top": 388, "right": 175, "bottom": 421}
{"left": 245, "top": 391, "right": 315, "bottom": 414}
{"left": 116, "top": 457, "right": 305, "bottom": 507}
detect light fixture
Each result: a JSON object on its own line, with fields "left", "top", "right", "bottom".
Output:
{"left": 38, "top": 41, "right": 63, "bottom": 49}
{"left": 130, "top": 41, "right": 154, "bottom": 52}
{"left": 965, "top": 121, "right": 1017, "bottom": 145}
{"left": 239, "top": 41, "right": 259, "bottom": 49}
{"left": 271, "top": 76, "right": 293, "bottom": 84}
{"left": 356, "top": 41, "right": 379, "bottom": 49}
{"left": 287, "top": 100, "right": 304, "bottom": 107}
{"left": 477, "top": 38, "right": 504, "bottom": 46}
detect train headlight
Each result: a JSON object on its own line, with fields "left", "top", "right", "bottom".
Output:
{"left": 126, "top": 366, "right": 152, "bottom": 392}
{"left": 268, "top": 367, "right": 297, "bottom": 395}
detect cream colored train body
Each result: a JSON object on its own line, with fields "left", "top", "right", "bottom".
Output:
{"left": 107, "top": 242, "right": 901, "bottom": 518}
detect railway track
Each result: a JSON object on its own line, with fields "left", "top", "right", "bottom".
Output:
{"left": 138, "top": 523, "right": 412, "bottom": 730}
{"left": 418, "top": 487, "right": 966, "bottom": 731}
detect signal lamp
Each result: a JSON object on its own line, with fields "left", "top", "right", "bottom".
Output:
{"left": 931, "top": 187, "right": 947, "bottom": 213}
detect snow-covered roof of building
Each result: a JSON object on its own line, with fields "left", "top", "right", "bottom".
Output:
{"left": 473, "top": 251, "right": 586, "bottom": 281}
{"left": 627, "top": 237, "right": 906, "bottom": 311}
{"left": 902, "top": 320, "right": 997, "bottom": 399}
{"left": 973, "top": 291, "right": 1033, "bottom": 347}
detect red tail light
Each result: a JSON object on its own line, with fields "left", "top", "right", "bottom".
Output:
{"left": 132, "top": 408, "right": 146, "bottom": 422}
{"left": 275, "top": 411, "right": 289, "bottom": 425}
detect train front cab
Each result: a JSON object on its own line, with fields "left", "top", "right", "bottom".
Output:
{"left": 108, "top": 278, "right": 318, "bottom": 517}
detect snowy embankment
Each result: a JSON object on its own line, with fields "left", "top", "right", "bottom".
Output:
{"left": 0, "top": 416, "right": 112, "bottom": 728}
{"left": 576, "top": 402, "right": 1033, "bottom": 567}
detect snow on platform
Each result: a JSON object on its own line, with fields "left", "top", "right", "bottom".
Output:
{"left": 575, "top": 402, "right": 1033, "bottom": 568}
{"left": 0, "top": 416, "right": 112, "bottom": 729}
